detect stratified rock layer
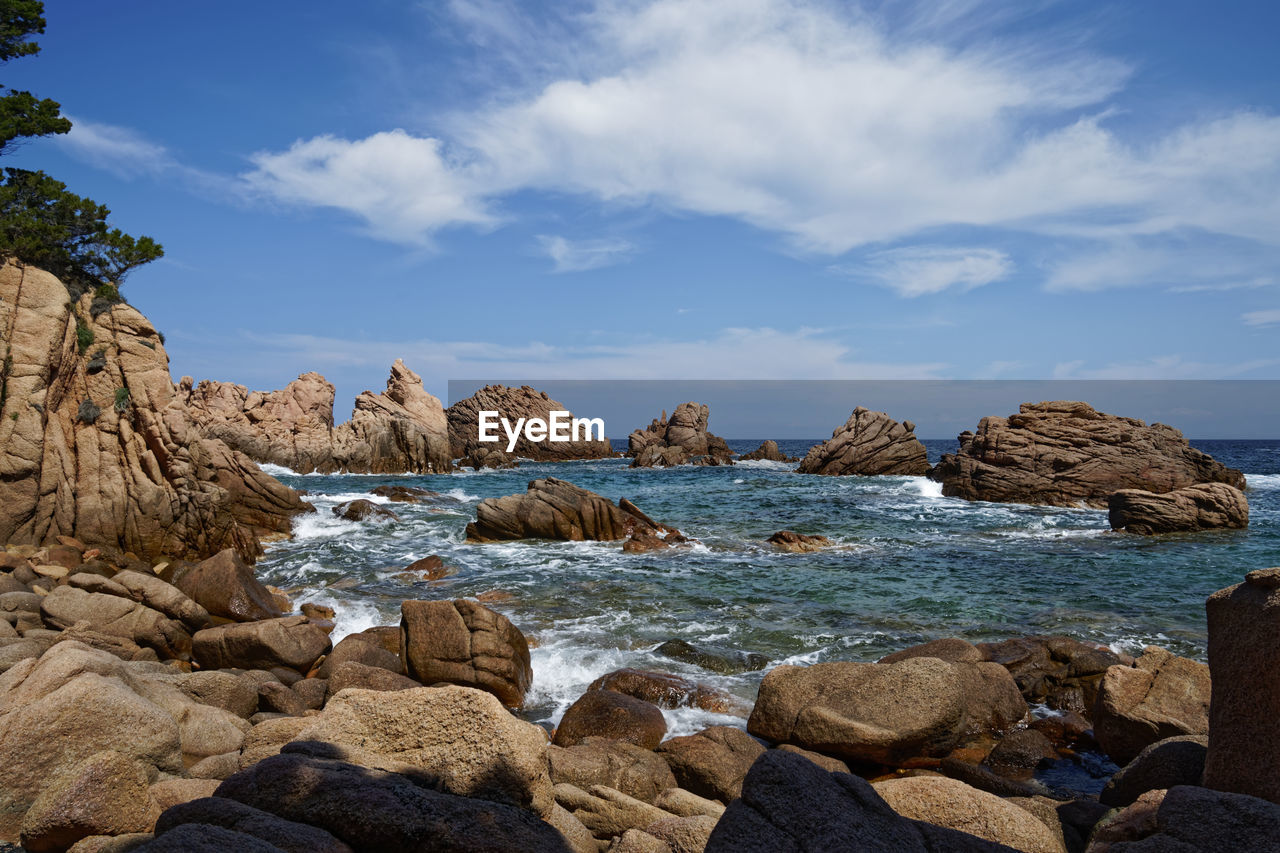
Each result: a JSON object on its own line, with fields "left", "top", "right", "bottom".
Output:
{"left": 446, "top": 385, "right": 613, "bottom": 461}
{"left": 932, "top": 401, "right": 1245, "bottom": 507}
{"left": 1109, "top": 482, "right": 1249, "bottom": 534}
{"left": 180, "top": 359, "right": 451, "bottom": 474}
{"left": 797, "top": 408, "right": 929, "bottom": 476}
{"left": 0, "top": 262, "right": 306, "bottom": 562}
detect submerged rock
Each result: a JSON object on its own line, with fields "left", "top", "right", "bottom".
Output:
{"left": 931, "top": 401, "right": 1245, "bottom": 507}
{"left": 797, "top": 408, "right": 929, "bottom": 476}
{"left": 654, "top": 639, "right": 768, "bottom": 674}
{"left": 766, "top": 530, "right": 833, "bottom": 552}
{"left": 446, "top": 384, "right": 614, "bottom": 461}
{"left": 1108, "top": 482, "right": 1249, "bottom": 534}
{"left": 331, "top": 499, "right": 398, "bottom": 523}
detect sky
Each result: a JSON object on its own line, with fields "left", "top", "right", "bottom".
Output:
{"left": 5, "top": 1, "right": 1280, "bottom": 417}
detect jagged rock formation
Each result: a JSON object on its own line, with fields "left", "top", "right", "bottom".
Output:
{"left": 628, "top": 403, "right": 733, "bottom": 467}
{"left": 179, "top": 359, "right": 451, "bottom": 475}
{"left": 0, "top": 262, "right": 306, "bottom": 562}
{"left": 931, "top": 401, "right": 1246, "bottom": 507}
{"left": 797, "top": 408, "right": 929, "bottom": 476}
{"left": 446, "top": 385, "right": 613, "bottom": 461}
{"left": 465, "top": 478, "right": 680, "bottom": 545}
{"left": 1108, "top": 482, "right": 1249, "bottom": 534}
{"left": 739, "top": 441, "right": 795, "bottom": 462}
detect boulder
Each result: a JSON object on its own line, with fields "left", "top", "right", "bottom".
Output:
{"left": 153, "top": 797, "right": 352, "bottom": 853}
{"left": 738, "top": 441, "right": 795, "bottom": 462}
{"left": 0, "top": 262, "right": 307, "bottom": 562}
{"left": 1204, "top": 568, "right": 1280, "bottom": 804}
{"left": 331, "top": 499, "right": 398, "bottom": 523}
{"left": 705, "top": 750, "right": 1018, "bottom": 852}
{"left": 148, "top": 779, "right": 222, "bottom": 812}
{"left": 931, "top": 401, "right": 1245, "bottom": 507}
{"left": 179, "top": 359, "right": 452, "bottom": 475}
{"left": 554, "top": 783, "right": 676, "bottom": 840}
{"left": 297, "top": 685, "right": 554, "bottom": 816}
{"left": 656, "top": 726, "right": 766, "bottom": 803}
{"left": 172, "top": 549, "right": 283, "bottom": 623}
{"left": 399, "top": 598, "right": 531, "bottom": 707}
{"left": 1109, "top": 482, "right": 1249, "bottom": 534}
{"left": 19, "top": 750, "right": 161, "bottom": 853}
{"left": 872, "top": 776, "right": 1066, "bottom": 853}
{"left": 1093, "top": 784, "right": 1280, "bottom": 852}
{"left": 191, "top": 616, "right": 331, "bottom": 673}
{"left": 466, "top": 477, "right": 669, "bottom": 543}
{"left": 976, "top": 635, "right": 1123, "bottom": 714}
{"left": 39, "top": 586, "right": 193, "bottom": 659}
{"left": 237, "top": 717, "right": 311, "bottom": 770}
{"left": 1093, "top": 646, "right": 1210, "bottom": 765}
{"left": 457, "top": 444, "right": 519, "bottom": 470}
{"left": 748, "top": 657, "right": 1027, "bottom": 766}
{"left": 881, "top": 637, "right": 984, "bottom": 665}
{"left": 608, "top": 830, "right": 670, "bottom": 853}
{"left": 446, "top": 384, "right": 613, "bottom": 461}
{"left": 109, "top": 571, "right": 211, "bottom": 632}
{"left": 549, "top": 738, "right": 677, "bottom": 804}
{"left": 588, "top": 668, "right": 750, "bottom": 715}
{"left": 627, "top": 403, "right": 731, "bottom": 463}
{"left": 1100, "top": 735, "right": 1208, "bottom": 807}
{"left": 643, "top": 813, "right": 718, "bottom": 853}
{"left": 368, "top": 484, "right": 439, "bottom": 503}
{"left": 178, "top": 670, "right": 260, "bottom": 719}
{"left": 553, "top": 690, "right": 668, "bottom": 750}
{"left": 797, "top": 408, "right": 929, "bottom": 476}
{"left": 326, "top": 661, "right": 419, "bottom": 698}
{"left": 132, "top": 823, "right": 284, "bottom": 852}
{"left": 983, "top": 728, "right": 1058, "bottom": 772}
{"left": 766, "top": 530, "right": 833, "bottom": 552}
{"left": 315, "top": 633, "right": 404, "bottom": 678}
{"left": 215, "top": 752, "right": 570, "bottom": 853}
{"left": 653, "top": 788, "right": 726, "bottom": 818}
{"left": 630, "top": 445, "right": 691, "bottom": 469}
{"left": 654, "top": 638, "right": 768, "bottom": 674}
{"left": 775, "top": 743, "right": 852, "bottom": 774}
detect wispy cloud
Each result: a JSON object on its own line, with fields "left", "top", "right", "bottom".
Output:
{"left": 1243, "top": 309, "right": 1280, "bottom": 328}
{"left": 537, "top": 234, "right": 636, "bottom": 272}
{"left": 1052, "top": 355, "right": 1280, "bottom": 379}
{"left": 56, "top": 118, "right": 237, "bottom": 199}
{"left": 837, "top": 246, "right": 1013, "bottom": 297}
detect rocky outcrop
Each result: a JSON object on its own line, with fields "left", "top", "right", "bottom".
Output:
{"left": 0, "top": 262, "right": 307, "bottom": 563}
{"left": 872, "top": 776, "right": 1066, "bottom": 853}
{"left": 797, "top": 408, "right": 929, "bottom": 476}
{"left": 766, "top": 530, "right": 832, "bottom": 552}
{"left": 1108, "top": 482, "right": 1249, "bottom": 534}
{"left": 1086, "top": 785, "right": 1280, "bottom": 852}
{"left": 1204, "top": 568, "right": 1280, "bottom": 804}
{"left": 399, "top": 598, "right": 532, "bottom": 708}
{"left": 446, "top": 385, "right": 613, "bottom": 461}
{"left": 931, "top": 401, "right": 1246, "bottom": 507}
{"left": 976, "top": 635, "right": 1124, "bottom": 714}
{"left": 739, "top": 441, "right": 795, "bottom": 462}
{"left": 655, "top": 727, "right": 766, "bottom": 804}
{"left": 628, "top": 403, "right": 733, "bottom": 466}
{"left": 465, "top": 478, "right": 680, "bottom": 545}
{"left": 179, "top": 359, "right": 451, "bottom": 475}
{"left": 553, "top": 690, "right": 667, "bottom": 750}
{"left": 1093, "top": 646, "right": 1210, "bottom": 765}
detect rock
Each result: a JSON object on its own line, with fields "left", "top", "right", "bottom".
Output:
{"left": 938, "top": 758, "right": 1045, "bottom": 799}
{"left": 171, "top": 550, "right": 283, "bottom": 623}
{"left": 315, "top": 633, "right": 404, "bottom": 678}
{"left": 187, "top": 752, "right": 240, "bottom": 781}
{"left": 216, "top": 752, "right": 570, "bottom": 852}
{"left": 609, "top": 830, "right": 671, "bottom": 853}
{"left": 369, "top": 485, "right": 438, "bottom": 503}
{"left": 466, "top": 477, "right": 669, "bottom": 543}
{"left": 1093, "top": 784, "right": 1280, "bottom": 852}
{"left": 66, "top": 832, "right": 154, "bottom": 853}
{"left": 630, "top": 444, "right": 691, "bottom": 469}
{"left": 643, "top": 814, "right": 718, "bottom": 853}
{"left": 549, "top": 738, "right": 677, "bottom": 804}
{"left": 977, "top": 635, "right": 1123, "bottom": 714}
{"left": 18, "top": 750, "right": 161, "bottom": 853}
{"left": 326, "top": 661, "right": 419, "bottom": 698}
{"left": 739, "top": 441, "right": 795, "bottom": 462}
{"left": 1093, "top": 646, "right": 1209, "bottom": 765}
{"left": 0, "top": 263, "right": 307, "bottom": 562}
{"left": 983, "top": 728, "right": 1058, "bottom": 771}
{"left": 797, "top": 408, "right": 929, "bottom": 476}
{"left": 654, "top": 638, "right": 768, "bottom": 674}
{"left": 622, "top": 529, "right": 684, "bottom": 553}
{"left": 748, "top": 657, "right": 1027, "bottom": 766}
{"left": 109, "top": 571, "right": 211, "bottom": 632}
{"left": 257, "top": 681, "right": 308, "bottom": 716}
{"left": 331, "top": 499, "right": 398, "bottom": 523}
{"left": 39, "top": 586, "right": 193, "bottom": 659}
{"left": 178, "top": 702, "right": 253, "bottom": 758}
{"left": 554, "top": 783, "right": 676, "bottom": 839}
{"left": 298, "top": 685, "right": 554, "bottom": 815}
{"left": 178, "top": 670, "right": 260, "bottom": 719}
{"left": 656, "top": 726, "right": 766, "bottom": 803}
{"left": 399, "top": 598, "right": 531, "bottom": 707}
{"left": 191, "top": 616, "right": 331, "bottom": 673}
{"left": 1087, "top": 788, "right": 1167, "bottom": 852}
{"left": 1100, "top": 735, "right": 1208, "bottom": 807}
{"left": 704, "top": 750, "right": 1018, "bottom": 852}
{"left": 149, "top": 778, "right": 221, "bottom": 812}
{"left": 446, "top": 385, "right": 614, "bottom": 461}
{"left": 766, "top": 530, "right": 833, "bottom": 552}
{"left": 775, "top": 744, "right": 852, "bottom": 774}
{"left": 399, "top": 554, "right": 454, "bottom": 580}
{"left": 931, "top": 401, "right": 1246, "bottom": 507}
{"left": 873, "top": 776, "right": 1066, "bottom": 853}
{"left": 554, "top": 689, "right": 668, "bottom": 750}
{"left": 237, "top": 717, "right": 312, "bottom": 770}
{"left": 1203, "top": 568, "right": 1280, "bottom": 805}
{"left": 132, "top": 823, "right": 285, "bottom": 852}
{"left": 457, "top": 444, "right": 519, "bottom": 469}
{"left": 627, "top": 402, "right": 732, "bottom": 465}
{"left": 881, "top": 637, "right": 984, "bottom": 665}
{"left": 1109, "top": 482, "right": 1249, "bottom": 534}
{"left": 589, "top": 668, "right": 750, "bottom": 715}
{"left": 153, "top": 797, "right": 353, "bottom": 853}
{"left": 653, "top": 788, "right": 726, "bottom": 818}
{"left": 179, "top": 360, "right": 452, "bottom": 475}
{"left": 548, "top": 802, "right": 597, "bottom": 853}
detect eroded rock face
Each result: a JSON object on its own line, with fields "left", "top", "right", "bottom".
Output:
{"left": 931, "top": 401, "right": 1245, "bottom": 507}
{"left": 628, "top": 403, "right": 733, "bottom": 466}
{"left": 180, "top": 359, "right": 451, "bottom": 475}
{"left": 0, "top": 263, "right": 307, "bottom": 563}
{"left": 399, "top": 598, "right": 532, "bottom": 708}
{"left": 1109, "top": 483, "right": 1249, "bottom": 534}
{"left": 446, "top": 385, "right": 613, "bottom": 461}
{"left": 1093, "top": 646, "right": 1210, "bottom": 766}
{"left": 465, "top": 477, "right": 670, "bottom": 544}
{"left": 797, "top": 408, "right": 929, "bottom": 476}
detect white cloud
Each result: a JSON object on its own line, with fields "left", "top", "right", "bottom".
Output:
{"left": 1051, "top": 355, "right": 1279, "bottom": 379}
{"left": 537, "top": 234, "right": 636, "bottom": 272}
{"left": 1243, "top": 309, "right": 1280, "bottom": 328}
{"left": 839, "top": 246, "right": 1012, "bottom": 296}
{"left": 56, "top": 119, "right": 171, "bottom": 178}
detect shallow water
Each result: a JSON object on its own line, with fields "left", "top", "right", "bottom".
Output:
{"left": 257, "top": 439, "right": 1280, "bottom": 737}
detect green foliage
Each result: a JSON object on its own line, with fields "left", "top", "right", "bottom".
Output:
{"left": 94, "top": 282, "right": 119, "bottom": 301}
{"left": 0, "top": 1, "right": 69, "bottom": 155}
{"left": 74, "top": 314, "right": 92, "bottom": 353}
{"left": 113, "top": 385, "right": 130, "bottom": 413}
{"left": 156, "top": 330, "right": 165, "bottom": 345}
{"left": 0, "top": 0, "right": 45, "bottom": 61}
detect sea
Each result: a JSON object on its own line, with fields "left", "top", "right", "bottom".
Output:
{"left": 256, "top": 439, "right": 1280, "bottom": 747}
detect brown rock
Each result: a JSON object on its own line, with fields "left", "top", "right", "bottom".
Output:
{"left": 739, "top": 440, "right": 795, "bottom": 462}
{"left": 19, "top": 750, "right": 161, "bottom": 853}
{"left": 178, "top": 670, "right": 260, "bottom": 718}
{"left": 400, "top": 554, "right": 454, "bottom": 580}
{"left": 399, "top": 598, "right": 531, "bottom": 707}
{"left": 797, "top": 407, "right": 929, "bottom": 476}
{"left": 237, "top": 716, "right": 312, "bottom": 770}
{"left": 446, "top": 384, "right": 614, "bottom": 461}
{"left": 932, "top": 401, "right": 1246, "bottom": 507}
{"left": 315, "top": 633, "right": 404, "bottom": 678}
{"left": 1100, "top": 735, "right": 1208, "bottom": 807}
{"left": 172, "top": 549, "right": 283, "bottom": 623}
{"left": 1089, "top": 785, "right": 1280, "bottom": 852}
{"left": 549, "top": 737, "right": 678, "bottom": 804}
{"left": 326, "top": 660, "right": 419, "bottom": 698}
{"left": 191, "top": 615, "right": 331, "bottom": 673}
{"left": 766, "top": 530, "right": 833, "bottom": 552}
{"left": 148, "top": 778, "right": 221, "bottom": 812}
{"left": 873, "top": 776, "right": 1066, "bottom": 853}
{"left": 554, "top": 689, "right": 668, "bottom": 749}
{"left": 775, "top": 743, "right": 852, "bottom": 774}
{"left": 977, "top": 635, "right": 1122, "bottom": 714}
{"left": 628, "top": 403, "right": 733, "bottom": 466}
{"left": 653, "top": 787, "right": 726, "bottom": 818}
{"left": 39, "top": 586, "right": 192, "bottom": 660}
{"left": 643, "top": 813, "right": 718, "bottom": 853}
{"left": 554, "top": 783, "right": 676, "bottom": 839}
{"left": 331, "top": 499, "right": 398, "bottom": 523}
{"left": 0, "top": 263, "right": 307, "bottom": 562}
{"left": 656, "top": 726, "right": 766, "bottom": 803}
{"left": 465, "top": 477, "right": 666, "bottom": 543}
{"left": 257, "top": 680, "right": 308, "bottom": 716}
{"left": 1109, "top": 482, "right": 1249, "bottom": 534}
{"left": 589, "top": 668, "right": 750, "bottom": 715}
{"left": 881, "top": 637, "right": 984, "bottom": 665}
{"left": 982, "top": 729, "right": 1057, "bottom": 771}
{"left": 369, "top": 484, "right": 438, "bottom": 503}
{"left": 1093, "top": 646, "right": 1210, "bottom": 765}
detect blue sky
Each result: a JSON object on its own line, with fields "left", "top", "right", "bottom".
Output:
{"left": 6, "top": 1, "right": 1280, "bottom": 412}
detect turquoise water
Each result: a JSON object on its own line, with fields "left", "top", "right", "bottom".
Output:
{"left": 257, "top": 439, "right": 1280, "bottom": 736}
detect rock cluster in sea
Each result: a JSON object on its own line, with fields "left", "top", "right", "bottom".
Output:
{"left": 628, "top": 402, "right": 735, "bottom": 467}
{"left": 446, "top": 384, "right": 615, "bottom": 465}
{"left": 797, "top": 407, "right": 929, "bottom": 476}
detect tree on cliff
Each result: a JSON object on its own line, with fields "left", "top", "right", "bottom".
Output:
{"left": 0, "top": 0, "right": 161, "bottom": 296}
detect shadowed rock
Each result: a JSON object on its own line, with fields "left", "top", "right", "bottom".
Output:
{"left": 1109, "top": 482, "right": 1248, "bottom": 534}
{"left": 1093, "top": 646, "right": 1209, "bottom": 766}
